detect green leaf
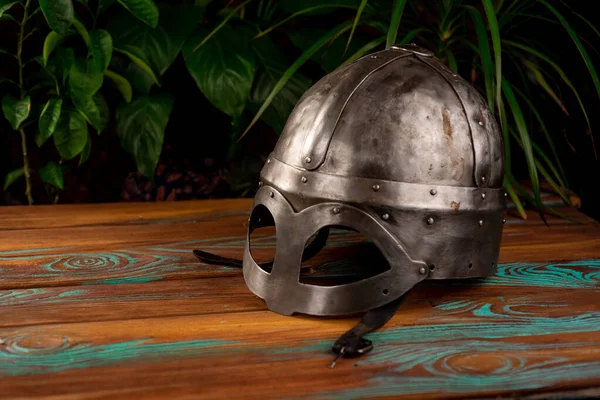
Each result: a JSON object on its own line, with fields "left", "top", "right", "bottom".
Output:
{"left": 90, "top": 29, "right": 113, "bottom": 71}
{"left": 71, "top": 17, "right": 90, "bottom": 47}
{"left": 117, "top": 0, "right": 159, "bottom": 28}
{"left": 521, "top": 59, "right": 568, "bottom": 115}
{"left": 481, "top": 0, "right": 502, "bottom": 116}
{"left": 38, "top": 98, "right": 63, "bottom": 146}
{"left": 114, "top": 48, "right": 160, "bottom": 87}
{"left": 241, "top": 21, "right": 352, "bottom": 139}
{"left": 386, "top": 0, "right": 408, "bottom": 48}
{"left": 70, "top": 58, "right": 103, "bottom": 97}
{"left": 116, "top": 94, "right": 173, "bottom": 177}
{"left": 53, "top": 110, "right": 88, "bottom": 160}
{"left": 502, "top": 79, "right": 544, "bottom": 222}
{"left": 109, "top": 53, "right": 155, "bottom": 94}
{"left": 191, "top": 0, "right": 252, "bottom": 53}
{"left": 343, "top": 36, "right": 385, "bottom": 65}
{"left": 539, "top": 1, "right": 600, "bottom": 109}
{"left": 108, "top": 5, "right": 203, "bottom": 77}
{"left": 183, "top": 25, "right": 256, "bottom": 118}
{"left": 249, "top": 38, "right": 312, "bottom": 133}
{"left": 3, "top": 168, "right": 24, "bottom": 191}
{"left": 2, "top": 95, "right": 30, "bottom": 130}
{"left": 279, "top": 0, "right": 364, "bottom": 15}
{"left": 40, "top": 0, "right": 74, "bottom": 34}
{"left": 73, "top": 96, "right": 101, "bottom": 130}
{"left": 43, "top": 31, "right": 63, "bottom": 66}
{"left": 504, "top": 177, "right": 527, "bottom": 220}
{"left": 345, "top": 0, "right": 369, "bottom": 55}
{"left": 79, "top": 132, "right": 92, "bottom": 165}
{"left": 0, "top": 1, "right": 18, "bottom": 18}
{"left": 504, "top": 40, "right": 591, "bottom": 132}
{"left": 50, "top": 46, "right": 75, "bottom": 87}
{"left": 465, "top": 5, "right": 494, "bottom": 109}
{"left": 104, "top": 69, "right": 132, "bottom": 102}
{"left": 39, "top": 161, "right": 64, "bottom": 189}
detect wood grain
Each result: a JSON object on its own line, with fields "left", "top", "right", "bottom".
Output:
{"left": 0, "top": 200, "right": 598, "bottom": 399}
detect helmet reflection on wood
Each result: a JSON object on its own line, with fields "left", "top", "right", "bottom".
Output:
{"left": 243, "top": 44, "right": 506, "bottom": 317}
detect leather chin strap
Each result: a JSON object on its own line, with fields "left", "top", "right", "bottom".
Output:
{"left": 192, "top": 227, "right": 402, "bottom": 368}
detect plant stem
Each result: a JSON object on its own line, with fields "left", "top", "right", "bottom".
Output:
{"left": 17, "top": 0, "right": 32, "bottom": 205}
{"left": 19, "top": 128, "right": 33, "bottom": 205}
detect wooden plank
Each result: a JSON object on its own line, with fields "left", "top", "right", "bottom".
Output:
{"left": 0, "top": 213, "right": 598, "bottom": 290}
{"left": 0, "top": 199, "right": 252, "bottom": 230}
{"left": 1, "top": 270, "right": 599, "bottom": 399}
{"left": 1, "top": 260, "right": 598, "bottom": 328}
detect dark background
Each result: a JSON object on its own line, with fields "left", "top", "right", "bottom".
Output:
{"left": 1, "top": 0, "right": 599, "bottom": 221}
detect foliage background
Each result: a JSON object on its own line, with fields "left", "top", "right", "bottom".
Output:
{"left": 1, "top": 0, "right": 599, "bottom": 220}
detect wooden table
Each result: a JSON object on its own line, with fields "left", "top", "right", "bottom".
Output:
{"left": 0, "top": 200, "right": 599, "bottom": 399}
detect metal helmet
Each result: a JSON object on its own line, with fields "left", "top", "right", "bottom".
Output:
{"left": 243, "top": 44, "right": 506, "bottom": 319}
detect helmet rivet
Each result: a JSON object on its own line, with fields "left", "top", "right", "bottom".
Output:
{"left": 381, "top": 213, "right": 390, "bottom": 220}
{"left": 332, "top": 207, "right": 340, "bottom": 214}
{"left": 427, "top": 217, "right": 434, "bottom": 225}
{"left": 481, "top": 176, "right": 486, "bottom": 182}
{"left": 370, "top": 55, "right": 377, "bottom": 59}
{"left": 481, "top": 193, "right": 486, "bottom": 199}
{"left": 267, "top": 158, "right": 271, "bottom": 164}
{"left": 301, "top": 176, "right": 308, "bottom": 183}
{"left": 504, "top": 192, "right": 508, "bottom": 197}
{"left": 269, "top": 192, "right": 274, "bottom": 198}
{"left": 478, "top": 121, "right": 484, "bottom": 126}
{"left": 430, "top": 189, "right": 437, "bottom": 196}
{"left": 305, "top": 156, "right": 312, "bottom": 163}
{"left": 372, "top": 184, "right": 380, "bottom": 192}
{"left": 479, "top": 220, "right": 484, "bottom": 227}
{"left": 418, "top": 267, "right": 427, "bottom": 275}
{"left": 502, "top": 218, "right": 506, "bottom": 224}
{"left": 258, "top": 181, "right": 263, "bottom": 188}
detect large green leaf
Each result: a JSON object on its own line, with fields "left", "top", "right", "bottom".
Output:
{"left": 116, "top": 94, "right": 173, "bottom": 177}
{"left": 70, "top": 58, "right": 103, "bottom": 96}
{"left": 113, "top": 48, "right": 159, "bottom": 87}
{"left": 73, "top": 96, "right": 101, "bottom": 130}
{"left": 109, "top": 51, "right": 156, "bottom": 94}
{"left": 43, "top": 31, "right": 65, "bottom": 66}
{"left": 108, "top": 5, "right": 203, "bottom": 79}
{"left": 0, "top": 1, "right": 18, "bottom": 18}
{"left": 104, "top": 69, "right": 132, "bottom": 102}
{"left": 39, "top": 161, "right": 64, "bottom": 189}
{"left": 90, "top": 29, "right": 113, "bottom": 71}
{"left": 3, "top": 168, "right": 24, "bottom": 191}
{"left": 71, "top": 17, "right": 90, "bottom": 47}
{"left": 38, "top": 98, "right": 63, "bottom": 146}
{"left": 40, "top": 0, "right": 74, "bottom": 34}
{"left": 191, "top": 0, "right": 251, "bottom": 53}
{"left": 117, "top": 0, "right": 158, "bottom": 27}
{"left": 249, "top": 38, "right": 312, "bottom": 133}
{"left": 53, "top": 110, "right": 88, "bottom": 160}
{"left": 48, "top": 46, "right": 75, "bottom": 87}
{"left": 183, "top": 25, "right": 256, "bottom": 118}
{"left": 2, "top": 95, "right": 30, "bottom": 130}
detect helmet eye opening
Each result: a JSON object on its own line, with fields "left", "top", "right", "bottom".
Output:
{"left": 299, "top": 226, "right": 391, "bottom": 287}
{"left": 249, "top": 205, "right": 277, "bottom": 273}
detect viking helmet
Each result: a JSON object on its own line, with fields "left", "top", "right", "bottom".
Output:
{"left": 198, "top": 44, "right": 506, "bottom": 361}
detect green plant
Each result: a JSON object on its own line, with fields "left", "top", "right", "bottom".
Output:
{"left": 0, "top": 0, "right": 201, "bottom": 203}
{"left": 227, "top": 0, "right": 598, "bottom": 219}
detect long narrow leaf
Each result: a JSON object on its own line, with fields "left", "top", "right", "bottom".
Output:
{"left": 344, "top": 0, "right": 369, "bottom": 56}
{"left": 192, "top": 0, "right": 253, "bottom": 53}
{"left": 465, "top": 5, "right": 494, "bottom": 109}
{"left": 521, "top": 59, "right": 568, "bottom": 115}
{"left": 481, "top": 0, "right": 502, "bottom": 119}
{"left": 502, "top": 79, "right": 545, "bottom": 223}
{"left": 446, "top": 48, "right": 457, "bottom": 72}
{"left": 254, "top": 4, "right": 357, "bottom": 39}
{"left": 504, "top": 177, "right": 527, "bottom": 219}
{"left": 386, "top": 0, "right": 408, "bottom": 48}
{"left": 240, "top": 22, "right": 353, "bottom": 140}
{"left": 539, "top": 0, "right": 599, "bottom": 158}
{"left": 343, "top": 36, "right": 385, "bottom": 65}
{"left": 499, "top": 96, "right": 510, "bottom": 175}
{"left": 504, "top": 40, "right": 591, "bottom": 133}
{"left": 512, "top": 83, "right": 568, "bottom": 186}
